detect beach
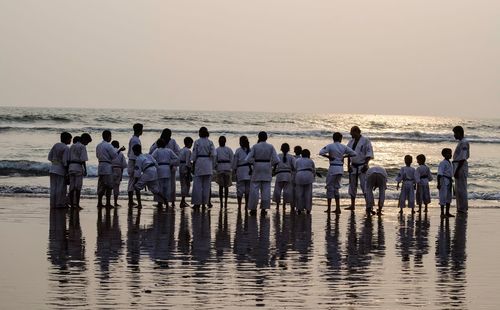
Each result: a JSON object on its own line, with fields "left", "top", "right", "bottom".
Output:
{"left": 1, "top": 196, "right": 499, "bottom": 309}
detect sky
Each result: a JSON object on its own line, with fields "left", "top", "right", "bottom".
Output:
{"left": 0, "top": 0, "right": 499, "bottom": 118}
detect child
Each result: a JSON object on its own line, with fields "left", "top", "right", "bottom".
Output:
{"left": 132, "top": 144, "right": 165, "bottom": 208}
{"left": 294, "top": 149, "right": 316, "bottom": 214}
{"left": 111, "top": 140, "right": 127, "bottom": 207}
{"left": 127, "top": 123, "right": 143, "bottom": 206}
{"left": 152, "top": 138, "right": 179, "bottom": 208}
{"left": 273, "top": 143, "right": 295, "bottom": 209}
{"left": 179, "top": 137, "right": 194, "bottom": 208}
{"left": 191, "top": 127, "right": 216, "bottom": 209}
{"left": 68, "top": 133, "right": 92, "bottom": 208}
{"left": 48, "top": 131, "right": 72, "bottom": 208}
{"left": 364, "top": 166, "right": 388, "bottom": 215}
{"left": 396, "top": 155, "right": 416, "bottom": 214}
{"left": 245, "top": 131, "right": 280, "bottom": 216}
{"left": 291, "top": 145, "right": 302, "bottom": 209}
{"left": 319, "top": 132, "right": 356, "bottom": 214}
{"left": 437, "top": 148, "right": 454, "bottom": 218}
{"left": 415, "top": 154, "right": 433, "bottom": 213}
{"left": 232, "top": 136, "right": 252, "bottom": 208}
{"left": 215, "top": 136, "right": 234, "bottom": 207}
{"left": 96, "top": 130, "right": 123, "bottom": 208}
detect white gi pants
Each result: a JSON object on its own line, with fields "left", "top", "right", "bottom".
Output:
{"left": 365, "top": 173, "right": 386, "bottom": 210}
{"left": 439, "top": 178, "right": 452, "bottom": 205}
{"left": 326, "top": 174, "right": 342, "bottom": 199}
{"left": 169, "top": 167, "right": 177, "bottom": 202}
{"left": 416, "top": 183, "right": 431, "bottom": 205}
{"left": 248, "top": 181, "right": 271, "bottom": 210}
{"left": 273, "top": 181, "right": 292, "bottom": 204}
{"left": 127, "top": 160, "right": 136, "bottom": 192}
{"left": 236, "top": 180, "right": 250, "bottom": 199}
{"left": 158, "top": 178, "right": 170, "bottom": 203}
{"left": 50, "top": 173, "right": 67, "bottom": 208}
{"left": 192, "top": 175, "right": 212, "bottom": 205}
{"left": 398, "top": 181, "right": 415, "bottom": 209}
{"left": 348, "top": 167, "right": 367, "bottom": 198}
{"left": 295, "top": 183, "right": 313, "bottom": 211}
{"left": 455, "top": 169, "right": 468, "bottom": 212}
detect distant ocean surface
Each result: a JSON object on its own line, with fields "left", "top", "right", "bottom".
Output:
{"left": 1, "top": 106, "right": 499, "bottom": 206}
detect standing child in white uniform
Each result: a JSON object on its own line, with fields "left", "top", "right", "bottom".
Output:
{"left": 438, "top": 148, "right": 454, "bottom": 218}
{"left": 291, "top": 145, "right": 302, "bottom": 210}
{"left": 415, "top": 154, "right": 433, "bottom": 213}
{"left": 452, "top": 126, "right": 470, "bottom": 214}
{"left": 346, "top": 126, "right": 374, "bottom": 211}
{"left": 245, "top": 131, "right": 280, "bottom": 216}
{"left": 149, "top": 128, "right": 181, "bottom": 207}
{"left": 215, "top": 136, "right": 234, "bottom": 207}
{"left": 152, "top": 138, "right": 180, "bottom": 208}
{"left": 179, "top": 137, "right": 193, "bottom": 208}
{"left": 68, "top": 133, "right": 92, "bottom": 208}
{"left": 133, "top": 144, "right": 166, "bottom": 208}
{"left": 127, "top": 123, "right": 143, "bottom": 206}
{"left": 191, "top": 127, "right": 216, "bottom": 209}
{"left": 294, "top": 149, "right": 316, "bottom": 214}
{"left": 319, "top": 132, "right": 356, "bottom": 214}
{"left": 48, "top": 132, "right": 72, "bottom": 208}
{"left": 96, "top": 130, "right": 123, "bottom": 208}
{"left": 232, "top": 136, "right": 252, "bottom": 209}
{"left": 273, "top": 143, "right": 295, "bottom": 209}
{"left": 396, "top": 155, "right": 417, "bottom": 214}
{"left": 111, "top": 140, "right": 127, "bottom": 207}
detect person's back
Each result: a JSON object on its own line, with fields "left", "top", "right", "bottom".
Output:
{"left": 275, "top": 153, "right": 295, "bottom": 182}
{"left": 152, "top": 147, "right": 179, "bottom": 179}
{"left": 365, "top": 166, "right": 388, "bottom": 215}
{"left": 48, "top": 142, "right": 70, "bottom": 176}
{"left": 191, "top": 137, "right": 216, "bottom": 176}
{"left": 216, "top": 146, "right": 234, "bottom": 173}
{"left": 396, "top": 155, "right": 416, "bottom": 212}
{"left": 438, "top": 148, "right": 454, "bottom": 217}
{"left": 136, "top": 153, "right": 158, "bottom": 181}
{"left": 96, "top": 140, "right": 116, "bottom": 176}
{"left": 68, "top": 140, "right": 88, "bottom": 175}
{"left": 294, "top": 157, "right": 315, "bottom": 185}
{"left": 246, "top": 141, "right": 279, "bottom": 182}
{"left": 293, "top": 149, "right": 315, "bottom": 213}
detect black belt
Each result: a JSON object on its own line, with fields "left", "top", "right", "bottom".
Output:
{"left": 112, "top": 165, "right": 123, "bottom": 168}
{"left": 217, "top": 160, "right": 231, "bottom": 163}
{"left": 237, "top": 163, "right": 251, "bottom": 167}
{"left": 330, "top": 162, "right": 343, "bottom": 166}
{"left": 351, "top": 162, "right": 365, "bottom": 168}
{"left": 69, "top": 160, "right": 84, "bottom": 164}
{"left": 99, "top": 160, "right": 111, "bottom": 164}
{"left": 158, "top": 162, "right": 170, "bottom": 166}
{"left": 298, "top": 168, "right": 313, "bottom": 172}
{"left": 276, "top": 170, "right": 291, "bottom": 174}
{"left": 420, "top": 175, "right": 428, "bottom": 179}
{"left": 144, "top": 163, "right": 156, "bottom": 170}
{"left": 255, "top": 159, "right": 270, "bottom": 163}
{"left": 197, "top": 154, "right": 210, "bottom": 158}
{"left": 180, "top": 161, "right": 186, "bottom": 164}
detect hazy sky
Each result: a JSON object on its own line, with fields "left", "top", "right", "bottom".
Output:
{"left": 1, "top": 1, "right": 499, "bottom": 117}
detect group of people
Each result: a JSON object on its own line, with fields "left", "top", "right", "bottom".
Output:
{"left": 48, "top": 123, "right": 470, "bottom": 217}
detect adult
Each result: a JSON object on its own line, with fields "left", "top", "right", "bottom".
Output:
{"left": 245, "top": 131, "right": 280, "bottom": 216}
{"left": 453, "top": 126, "right": 470, "bottom": 214}
{"left": 127, "top": 123, "right": 143, "bottom": 206}
{"left": 190, "top": 127, "right": 216, "bottom": 208}
{"left": 48, "top": 132, "right": 72, "bottom": 208}
{"left": 346, "top": 126, "right": 374, "bottom": 210}
{"left": 97, "top": 130, "right": 123, "bottom": 207}
{"left": 319, "top": 132, "right": 356, "bottom": 214}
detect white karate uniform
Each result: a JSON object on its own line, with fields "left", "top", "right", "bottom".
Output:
{"left": 152, "top": 148, "right": 179, "bottom": 202}
{"left": 396, "top": 166, "right": 416, "bottom": 209}
{"left": 245, "top": 141, "right": 280, "bottom": 210}
{"left": 191, "top": 137, "right": 216, "bottom": 205}
{"left": 96, "top": 140, "right": 118, "bottom": 194}
{"left": 453, "top": 138, "right": 470, "bottom": 211}
{"left": 112, "top": 149, "right": 127, "bottom": 196}
{"left": 178, "top": 147, "right": 192, "bottom": 196}
{"left": 215, "top": 146, "right": 234, "bottom": 187}
{"left": 415, "top": 164, "right": 433, "bottom": 205}
{"left": 364, "top": 166, "right": 388, "bottom": 210}
{"left": 438, "top": 159, "right": 453, "bottom": 205}
{"left": 127, "top": 135, "right": 141, "bottom": 192}
{"left": 347, "top": 136, "right": 374, "bottom": 198}
{"left": 68, "top": 142, "right": 88, "bottom": 191}
{"left": 134, "top": 153, "right": 160, "bottom": 194}
{"left": 48, "top": 142, "right": 69, "bottom": 208}
{"left": 150, "top": 138, "right": 181, "bottom": 202}
{"left": 294, "top": 157, "right": 315, "bottom": 211}
{"left": 319, "top": 142, "right": 356, "bottom": 199}
{"left": 232, "top": 147, "right": 252, "bottom": 199}
{"left": 273, "top": 153, "right": 295, "bottom": 204}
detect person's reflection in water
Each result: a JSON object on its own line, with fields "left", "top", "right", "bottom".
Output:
{"left": 126, "top": 207, "right": 142, "bottom": 299}
{"left": 324, "top": 213, "right": 342, "bottom": 302}
{"left": 143, "top": 208, "right": 175, "bottom": 268}
{"left": 256, "top": 213, "right": 271, "bottom": 267}
{"left": 450, "top": 215, "right": 468, "bottom": 307}
{"left": 178, "top": 209, "right": 191, "bottom": 261}
{"left": 68, "top": 208, "right": 86, "bottom": 269}
{"left": 291, "top": 213, "right": 313, "bottom": 263}
{"left": 274, "top": 208, "right": 291, "bottom": 264}
{"left": 215, "top": 207, "right": 231, "bottom": 258}
{"left": 396, "top": 213, "right": 415, "bottom": 263}
{"left": 191, "top": 208, "right": 211, "bottom": 264}
{"left": 414, "top": 212, "right": 430, "bottom": 267}
{"left": 374, "top": 215, "right": 386, "bottom": 259}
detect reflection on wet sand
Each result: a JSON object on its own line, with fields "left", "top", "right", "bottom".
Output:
{"left": 44, "top": 204, "right": 469, "bottom": 308}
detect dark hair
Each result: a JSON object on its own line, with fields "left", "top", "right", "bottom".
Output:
{"left": 80, "top": 133, "right": 92, "bottom": 144}
{"left": 258, "top": 131, "right": 267, "bottom": 142}
{"left": 157, "top": 138, "right": 166, "bottom": 148}
{"left": 281, "top": 143, "right": 290, "bottom": 163}
{"left": 294, "top": 145, "right": 302, "bottom": 156}
{"left": 416, "top": 154, "right": 426, "bottom": 163}
{"left": 133, "top": 123, "right": 143, "bottom": 134}
{"left": 240, "top": 136, "right": 250, "bottom": 154}
{"left": 404, "top": 155, "right": 413, "bottom": 163}
{"left": 160, "top": 128, "right": 172, "bottom": 145}
{"left": 72, "top": 136, "right": 81, "bottom": 144}
{"left": 111, "top": 140, "right": 120, "bottom": 148}
{"left": 102, "top": 130, "right": 112, "bottom": 141}
{"left": 333, "top": 132, "right": 342, "bottom": 142}
{"left": 199, "top": 127, "right": 209, "bottom": 138}
{"left": 132, "top": 144, "right": 142, "bottom": 154}
{"left": 184, "top": 136, "right": 193, "bottom": 146}
{"left": 350, "top": 126, "right": 361, "bottom": 134}
{"left": 219, "top": 136, "right": 226, "bottom": 147}
{"left": 442, "top": 148, "right": 452, "bottom": 157}
{"left": 302, "top": 149, "right": 311, "bottom": 158}
{"left": 453, "top": 126, "right": 464, "bottom": 136}
{"left": 60, "top": 132, "right": 72, "bottom": 143}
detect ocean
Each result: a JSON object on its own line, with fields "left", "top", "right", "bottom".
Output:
{"left": 1, "top": 106, "right": 499, "bottom": 206}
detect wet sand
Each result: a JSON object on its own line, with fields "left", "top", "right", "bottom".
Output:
{"left": 0, "top": 196, "right": 499, "bottom": 309}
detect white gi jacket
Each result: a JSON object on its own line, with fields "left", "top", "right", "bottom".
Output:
{"left": 68, "top": 142, "right": 88, "bottom": 174}
{"left": 152, "top": 148, "right": 179, "bottom": 179}
{"left": 135, "top": 153, "right": 158, "bottom": 182}
{"left": 216, "top": 146, "right": 234, "bottom": 172}
{"left": 347, "top": 136, "right": 373, "bottom": 166}
{"left": 48, "top": 142, "right": 69, "bottom": 176}
{"left": 319, "top": 142, "right": 356, "bottom": 175}
{"left": 96, "top": 140, "right": 118, "bottom": 176}
{"left": 128, "top": 135, "right": 141, "bottom": 160}
{"left": 294, "top": 158, "right": 316, "bottom": 185}
{"left": 191, "top": 137, "right": 216, "bottom": 176}
{"left": 245, "top": 141, "right": 279, "bottom": 182}
{"left": 233, "top": 148, "right": 251, "bottom": 181}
